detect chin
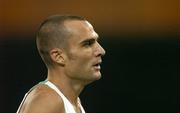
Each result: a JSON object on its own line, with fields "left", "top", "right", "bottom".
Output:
{"left": 92, "top": 72, "right": 102, "bottom": 80}
{"left": 85, "top": 73, "right": 101, "bottom": 85}
{"left": 96, "top": 73, "right": 102, "bottom": 79}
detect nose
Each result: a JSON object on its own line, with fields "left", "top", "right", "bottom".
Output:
{"left": 95, "top": 42, "right": 106, "bottom": 57}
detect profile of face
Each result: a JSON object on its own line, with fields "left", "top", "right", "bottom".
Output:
{"left": 63, "top": 20, "right": 106, "bottom": 84}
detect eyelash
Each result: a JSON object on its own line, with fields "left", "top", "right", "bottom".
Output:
{"left": 84, "top": 40, "right": 95, "bottom": 47}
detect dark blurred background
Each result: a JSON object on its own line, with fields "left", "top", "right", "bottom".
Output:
{"left": 1, "top": 0, "right": 180, "bottom": 112}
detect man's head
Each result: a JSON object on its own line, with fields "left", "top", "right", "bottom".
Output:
{"left": 36, "top": 15, "right": 105, "bottom": 83}
{"left": 36, "top": 15, "right": 85, "bottom": 67}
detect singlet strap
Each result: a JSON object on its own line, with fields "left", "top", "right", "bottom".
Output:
{"left": 16, "top": 81, "right": 47, "bottom": 113}
{"left": 45, "top": 81, "right": 86, "bottom": 113}
{"left": 45, "top": 81, "right": 76, "bottom": 113}
{"left": 16, "top": 80, "right": 86, "bottom": 113}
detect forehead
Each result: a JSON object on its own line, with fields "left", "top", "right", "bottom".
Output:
{"left": 64, "top": 20, "right": 98, "bottom": 40}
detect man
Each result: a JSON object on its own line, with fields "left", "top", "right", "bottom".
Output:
{"left": 16, "top": 15, "right": 106, "bottom": 113}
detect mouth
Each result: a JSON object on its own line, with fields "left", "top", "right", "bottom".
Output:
{"left": 93, "top": 61, "right": 102, "bottom": 70}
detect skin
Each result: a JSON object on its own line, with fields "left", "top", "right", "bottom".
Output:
{"left": 19, "top": 20, "right": 105, "bottom": 113}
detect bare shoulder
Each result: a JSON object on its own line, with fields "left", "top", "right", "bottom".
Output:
{"left": 20, "top": 84, "right": 65, "bottom": 113}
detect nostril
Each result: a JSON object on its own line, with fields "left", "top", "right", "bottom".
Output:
{"left": 97, "top": 50, "right": 105, "bottom": 57}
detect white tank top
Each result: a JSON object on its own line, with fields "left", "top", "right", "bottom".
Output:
{"left": 45, "top": 81, "right": 86, "bottom": 113}
{"left": 16, "top": 80, "right": 86, "bottom": 113}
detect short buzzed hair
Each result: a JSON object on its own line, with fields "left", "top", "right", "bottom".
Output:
{"left": 36, "top": 15, "right": 85, "bottom": 67}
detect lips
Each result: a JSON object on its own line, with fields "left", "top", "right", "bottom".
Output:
{"left": 93, "top": 60, "right": 102, "bottom": 66}
{"left": 93, "top": 61, "right": 102, "bottom": 70}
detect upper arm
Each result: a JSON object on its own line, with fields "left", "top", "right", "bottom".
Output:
{"left": 20, "top": 86, "right": 65, "bottom": 113}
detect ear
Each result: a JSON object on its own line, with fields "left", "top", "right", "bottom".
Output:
{"left": 50, "top": 48, "right": 65, "bottom": 66}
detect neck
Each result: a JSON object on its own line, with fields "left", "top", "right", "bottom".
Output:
{"left": 47, "top": 68, "right": 85, "bottom": 105}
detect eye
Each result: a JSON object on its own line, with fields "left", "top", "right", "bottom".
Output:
{"left": 83, "top": 39, "right": 95, "bottom": 47}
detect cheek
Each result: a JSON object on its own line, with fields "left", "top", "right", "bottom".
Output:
{"left": 67, "top": 47, "right": 94, "bottom": 68}
{"left": 71, "top": 56, "right": 93, "bottom": 73}
{"left": 69, "top": 49, "right": 92, "bottom": 62}
{"left": 76, "top": 57, "right": 92, "bottom": 68}
{"left": 66, "top": 58, "right": 92, "bottom": 77}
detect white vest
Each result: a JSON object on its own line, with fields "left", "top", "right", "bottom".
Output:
{"left": 16, "top": 81, "right": 86, "bottom": 113}
{"left": 45, "top": 81, "right": 86, "bottom": 113}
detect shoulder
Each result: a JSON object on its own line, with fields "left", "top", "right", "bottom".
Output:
{"left": 20, "top": 84, "right": 65, "bottom": 113}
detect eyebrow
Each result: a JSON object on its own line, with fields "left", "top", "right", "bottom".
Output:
{"left": 80, "top": 37, "right": 99, "bottom": 45}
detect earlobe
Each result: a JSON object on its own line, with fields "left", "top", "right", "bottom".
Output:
{"left": 50, "top": 48, "right": 65, "bottom": 66}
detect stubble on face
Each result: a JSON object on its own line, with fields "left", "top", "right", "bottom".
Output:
{"left": 63, "top": 20, "right": 102, "bottom": 83}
